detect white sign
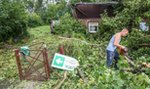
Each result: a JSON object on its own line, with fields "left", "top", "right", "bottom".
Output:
{"left": 51, "top": 53, "right": 79, "bottom": 71}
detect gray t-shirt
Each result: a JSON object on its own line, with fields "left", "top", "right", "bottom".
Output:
{"left": 106, "top": 34, "right": 121, "bottom": 52}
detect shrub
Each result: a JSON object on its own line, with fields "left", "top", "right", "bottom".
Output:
{"left": 27, "top": 13, "right": 43, "bottom": 27}
{"left": 54, "top": 13, "right": 86, "bottom": 39}
{"left": 40, "top": 1, "right": 67, "bottom": 24}
{"left": 0, "top": 0, "right": 28, "bottom": 42}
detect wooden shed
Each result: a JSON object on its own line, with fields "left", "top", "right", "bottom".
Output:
{"left": 71, "top": 2, "right": 117, "bottom": 33}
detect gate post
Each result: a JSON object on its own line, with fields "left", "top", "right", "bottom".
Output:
{"left": 14, "top": 49, "right": 24, "bottom": 80}
{"left": 43, "top": 48, "right": 50, "bottom": 80}
{"left": 60, "top": 45, "right": 64, "bottom": 54}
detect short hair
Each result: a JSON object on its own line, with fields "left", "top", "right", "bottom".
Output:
{"left": 122, "top": 28, "right": 129, "bottom": 31}
{"left": 123, "top": 27, "right": 131, "bottom": 33}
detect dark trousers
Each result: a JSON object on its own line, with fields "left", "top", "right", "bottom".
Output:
{"left": 106, "top": 50, "right": 120, "bottom": 67}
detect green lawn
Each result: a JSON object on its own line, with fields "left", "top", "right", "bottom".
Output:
{"left": 29, "top": 25, "right": 50, "bottom": 38}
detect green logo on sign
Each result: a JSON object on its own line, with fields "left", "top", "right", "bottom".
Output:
{"left": 53, "top": 55, "right": 65, "bottom": 67}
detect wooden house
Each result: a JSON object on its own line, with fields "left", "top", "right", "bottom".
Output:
{"left": 71, "top": 2, "right": 117, "bottom": 33}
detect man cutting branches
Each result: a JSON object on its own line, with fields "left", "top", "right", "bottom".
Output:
{"left": 106, "top": 28, "right": 129, "bottom": 69}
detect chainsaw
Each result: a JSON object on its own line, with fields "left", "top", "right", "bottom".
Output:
{"left": 119, "top": 47, "right": 136, "bottom": 67}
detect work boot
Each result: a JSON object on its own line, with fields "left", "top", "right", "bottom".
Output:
{"left": 114, "top": 60, "right": 119, "bottom": 70}
{"left": 114, "top": 64, "right": 119, "bottom": 70}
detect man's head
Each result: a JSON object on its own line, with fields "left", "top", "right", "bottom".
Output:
{"left": 121, "top": 28, "right": 129, "bottom": 37}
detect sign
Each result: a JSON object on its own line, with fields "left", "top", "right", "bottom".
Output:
{"left": 51, "top": 53, "right": 79, "bottom": 71}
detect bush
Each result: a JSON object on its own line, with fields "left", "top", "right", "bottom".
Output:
{"left": 27, "top": 13, "right": 43, "bottom": 27}
{"left": 54, "top": 13, "right": 87, "bottom": 39}
{"left": 40, "top": 1, "right": 67, "bottom": 24}
{"left": 0, "top": 0, "right": 28, "bottom": 42}
{"left": 126, "top": 29, "right": 150, "bottom": 60}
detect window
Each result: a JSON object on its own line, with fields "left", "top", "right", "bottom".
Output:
{"left": 140, "top": 22, "right": 149, "bottom": 31}
{"left": 88, "top": 22, "right": 98, "bottom": 33}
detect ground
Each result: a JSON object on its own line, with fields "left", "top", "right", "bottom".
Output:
{"left": 0, "top": 25, "right": 150, "bottom": 89}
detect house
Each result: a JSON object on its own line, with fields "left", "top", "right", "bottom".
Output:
{"left": 71, "top": 2, "right": 117, "bottom": 33}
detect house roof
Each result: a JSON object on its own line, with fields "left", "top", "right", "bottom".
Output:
{"left": 72, "top": 2, "right": 118, "bottom": 19}
{"left": 75, "top": 2, "right": 118, "bottom": 5}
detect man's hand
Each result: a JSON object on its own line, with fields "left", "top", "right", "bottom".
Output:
{"left": 121, "top": 46, "right": 125, "bottom": 50}
{"left": 120, "top": 46, "right": 128, "bottom": 53}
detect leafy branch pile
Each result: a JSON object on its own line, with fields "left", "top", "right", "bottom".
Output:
{"left": 0, "top": 25, "right": 150, "bottom": 88}
{"left": 39, "top": 37, "right": 150, "bottom": 89}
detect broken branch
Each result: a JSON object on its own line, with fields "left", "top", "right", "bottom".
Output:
{"left": 77, "top": 67, "right": 88, "bottom": 83}
{"left": 53, "top": 71, "right": 67, "bottom": 89}
{"left": 58, "top": 36, "right": 105, "bottom": 47}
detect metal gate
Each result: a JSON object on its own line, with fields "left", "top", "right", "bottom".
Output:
{"left": 14, "top": 42, "right": 64, "bottom": 81}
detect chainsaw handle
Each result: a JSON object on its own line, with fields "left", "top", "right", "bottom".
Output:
{"left": 118, "top": 47, "right": 127, "bottom": 55}
{"left": 119, "top": 48, "right": 124, "bottom": 55}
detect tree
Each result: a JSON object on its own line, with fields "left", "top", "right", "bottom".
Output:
{"left": 96, "top": 0, "right": 150, "bottom": 59}
{"left": 0, "top": 0, "right": 28, "bottom": 42}
{"left": 40, "top": 1, "right": 67, "bottom": 23}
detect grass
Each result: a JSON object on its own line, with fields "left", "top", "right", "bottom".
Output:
{"left": 0, "top": 25, "right": 81, "bottom": 89}
{"left": 0, "top": 25, "right": 150, "bottom": 89}
{"left": 0, "top": 25, "right": 55, "bottom": 89}
{"left": 29, "top": 25, "right": 50, "bottom": 38}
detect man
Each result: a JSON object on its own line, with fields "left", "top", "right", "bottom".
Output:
{"left": 50, "top": 19, "right": 54, "bottom": 34}
{"left": 106, "top": 28, "right": 129, "bottom": 69}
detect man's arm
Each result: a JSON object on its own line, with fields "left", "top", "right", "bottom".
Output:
{"left": 114, "top": 33, "right": 124, "bottom": 49}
